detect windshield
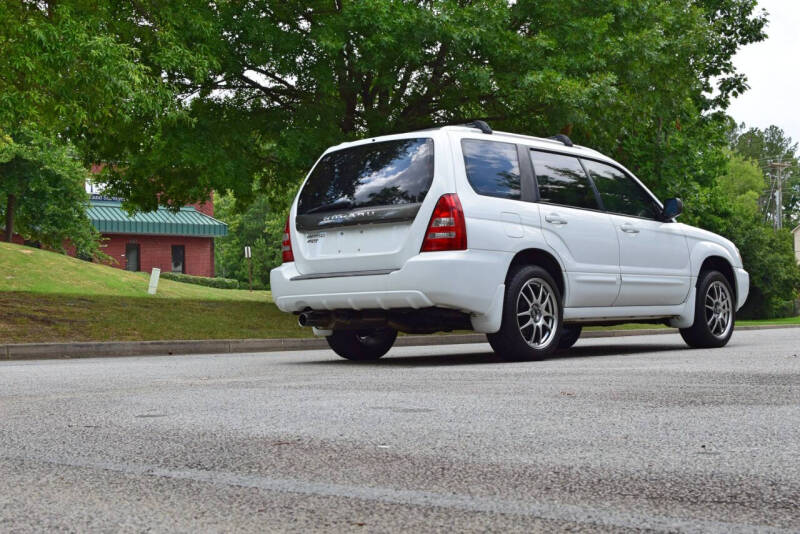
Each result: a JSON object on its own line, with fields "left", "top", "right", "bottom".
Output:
{"left": 297, "top": 138, "right": 434, "bottom": 216}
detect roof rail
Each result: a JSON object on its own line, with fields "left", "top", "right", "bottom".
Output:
{"left": 549, "top": 134, "right": 573, "bottom": 147}
{"left": 464, "top": 120, "right": 492, "bottom": 134}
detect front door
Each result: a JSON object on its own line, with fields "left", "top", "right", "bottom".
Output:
{"left": 125, "top": 243, "right": 140, "bottom": 272}
{"left": 582, "top": 159, "right": 691, "bottom": 306}
{"left": 171, "top": 245, "right": 185, "bottom": 274}
{"left": 530, "top": 150, "right": 621, "bottom": 307}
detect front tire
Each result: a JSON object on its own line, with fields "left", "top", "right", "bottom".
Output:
{"left": 487, "top": 265, "right": 563, "bottom": 361}
{"left": 326, "top": 328, "right": 397, "bottom": 361}
{"left": 679, "top": 270, "right": 735, "bottom": 348}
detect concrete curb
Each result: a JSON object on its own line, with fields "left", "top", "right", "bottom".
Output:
{"left": 1, "top": 324, "right": 798, "bottom": 361}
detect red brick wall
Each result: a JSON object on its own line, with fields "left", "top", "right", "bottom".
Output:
{"left": 100, "top": 234, "right": 215, "bottom": 277}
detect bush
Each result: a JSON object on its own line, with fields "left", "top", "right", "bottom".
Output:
{"left": 160, "top": 272, "right": 240, "bottom": 289}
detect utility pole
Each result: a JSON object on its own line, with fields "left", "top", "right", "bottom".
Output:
{"left": 769, "top": 160, "right": 791, "bottom": 230}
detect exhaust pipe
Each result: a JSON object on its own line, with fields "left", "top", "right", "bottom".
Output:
{"left": 298, "top": 311, "right": 333, "bottom": 328}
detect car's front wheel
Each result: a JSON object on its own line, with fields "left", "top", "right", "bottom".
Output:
{"left": 326, "top": 328, "right": 398, "bottom": 361}
{"left": 679, "top": 270, "right": 735, "bottom": 348}
{"left": 487, "top": 265, "right": 563, "bottom": 361}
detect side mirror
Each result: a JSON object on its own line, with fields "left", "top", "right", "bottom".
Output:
{"left": 661, "top": 198, "right": 683, "bottom": 220}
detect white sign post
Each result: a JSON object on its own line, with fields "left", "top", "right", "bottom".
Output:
{"left": 244, "top": 246, "right": 253, "bottom": 291}
{"left": 148, "top": 267, "right": 161, "bottom": 295}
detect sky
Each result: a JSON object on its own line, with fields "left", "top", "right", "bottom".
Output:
{"left": 727, "top": 0, "right": 800, "bottom": 145}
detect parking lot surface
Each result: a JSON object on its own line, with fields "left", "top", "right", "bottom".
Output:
{"left": 1, "top": 329, "right": 798, "bottom": 532}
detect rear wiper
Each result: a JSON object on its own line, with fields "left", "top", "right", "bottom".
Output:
{"left": 305, "top": 199, "right": 354, "bottom": 214}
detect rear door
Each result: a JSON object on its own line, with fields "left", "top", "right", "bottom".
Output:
{"left": 455, "top": 137, "right": 533, "bottom": 244}
{"left": 530, "top": 150, "right": 621, "bottom": 307}
{"left": 582, "top": 159, "right": 691, "bottom": 306}
{"left": 292, "top": 136, "right": 448, "bottom": 276}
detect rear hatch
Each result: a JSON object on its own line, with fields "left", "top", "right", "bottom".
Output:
{"left": 292, "top": 136, "right": 438, "bottom": 275}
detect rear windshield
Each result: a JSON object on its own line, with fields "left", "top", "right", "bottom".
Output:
{"left": 297, "top": 138, "right": 434, "bottom": 216}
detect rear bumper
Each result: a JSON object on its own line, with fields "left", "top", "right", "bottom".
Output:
{"left": 270, "top": 250, "right": 510, "bottom": 320}
{"left": 734, "top": 267, "right": 749, "bottom": 310}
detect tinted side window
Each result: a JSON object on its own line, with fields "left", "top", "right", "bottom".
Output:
{"left": 530, "top": 151, "right": 598, "bottom": 209}
{"left": 462, "top": 139, "right": 521, "bottom": 200}
{"left": 582, "top": 159, "right": 659, "bottom": 219}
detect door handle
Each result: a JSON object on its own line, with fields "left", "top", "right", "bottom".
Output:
{"left": 620, "top": 223, "right": 640, "bottom": 234}
{"left": 545, "top": 214, "right": 568, "bottom": 225}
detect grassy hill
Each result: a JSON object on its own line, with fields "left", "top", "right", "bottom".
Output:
{"left": 0, "top": 242, "right": 307, "bottom": 343}
{"left": 0, "top": 241, "right": 266, "bottom": 300}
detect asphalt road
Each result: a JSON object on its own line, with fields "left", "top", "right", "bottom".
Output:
{"left": 1, "top": 329, "right": 799, "bottom": 533}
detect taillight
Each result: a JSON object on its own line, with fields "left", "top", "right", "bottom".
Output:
{"left": 420, "top": 194, "right": 467, "bottom": 252}
{"left": 282, "top": 214, "right": 294, "bottom": 262}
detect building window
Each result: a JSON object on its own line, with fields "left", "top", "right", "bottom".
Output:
{"left": 171, "top": 245, "right": 185, "bottom": 274}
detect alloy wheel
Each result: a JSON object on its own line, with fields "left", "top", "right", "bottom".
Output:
{"left": 705, "top": 280, "right": 733, "bottom": 338}
{"left": 516, "top": 278, "right": 557, "bottom": 349}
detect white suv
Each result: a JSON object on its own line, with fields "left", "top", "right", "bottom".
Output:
{"left": 271, "top": 122, "right": 749, "bottom": 361}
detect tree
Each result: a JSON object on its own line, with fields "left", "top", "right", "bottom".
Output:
{"left": 0, "top": 129, "right": 99, "bottom": 256}
{"left": 0, "top": 1, "right": 176, "bottom": 244}
{"left": 0, "top": 1, "right": 166, "bottom": 141}
{"left": 697, "top": 152, "right": 800, "bottom": 318}
{"left": 86, "top": 0, "right": 766, "bottom": 214}
{"left": 214, "top": 193, "right": 284, "bottom": 288}
{"left": 717, "top": 151, "right": 766, "bottom": 216}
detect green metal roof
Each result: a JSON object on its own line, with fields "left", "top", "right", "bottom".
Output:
{"left": 87, "top": 200, "right": 228, "bottom": 237}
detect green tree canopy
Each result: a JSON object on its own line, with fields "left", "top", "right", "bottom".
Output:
{"left": 0, "top": 1, "right": 167, "bottom": 140}
{"left": 697, "top": 147, "right": 800, "bottom": 318}
{"left": 0, "top": 129, "right": 99, "bottom": 256}
{"left": 717, "top": 151, "right": 767, "bottom": 217}
{"left": 0, "top": 1, "right": 176, "bottom": 245}
{"left": 214, "top": 193, "right": 283, "bottom": 288}
{"left": 85, "top": 0, "right": 766, "bottom": 213}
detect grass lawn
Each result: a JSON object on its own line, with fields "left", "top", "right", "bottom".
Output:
{"left": 0, "top": 292, "right": 308, "bottom": 343}
{"left": 738, "top": 316, "right": 800, "bottom": 326}
{"left": 0, "top": 241, "right": 267, "bottom": 301}
{"left": 0, "top": 241, "right": 310, "bottom": 343}
{"left": 1, "top": 241, "right": 797, "bottom": 344}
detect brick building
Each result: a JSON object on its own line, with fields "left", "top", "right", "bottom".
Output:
{"left": 87, "top": 195, "right": 227, "bottom": 277}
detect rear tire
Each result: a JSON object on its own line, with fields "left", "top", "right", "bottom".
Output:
{"left": 326, "top": 328, "right": 397, "bottom": 361}
{"left": 558, "top": 325, "right": 583, "bottom": 350}
{"left": 487, "top": 265, "right": 563, "bottom": 361}
{"left": 679, "top": 270, "right": 735, "bottom": 348}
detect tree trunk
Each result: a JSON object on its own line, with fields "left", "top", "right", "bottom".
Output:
{"left": 4, "top": 193, "right": 15, "bottom": 242}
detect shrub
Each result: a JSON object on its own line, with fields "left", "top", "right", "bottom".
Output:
{"left": 160, "top": 272, "right": 240, "bottom": 289}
